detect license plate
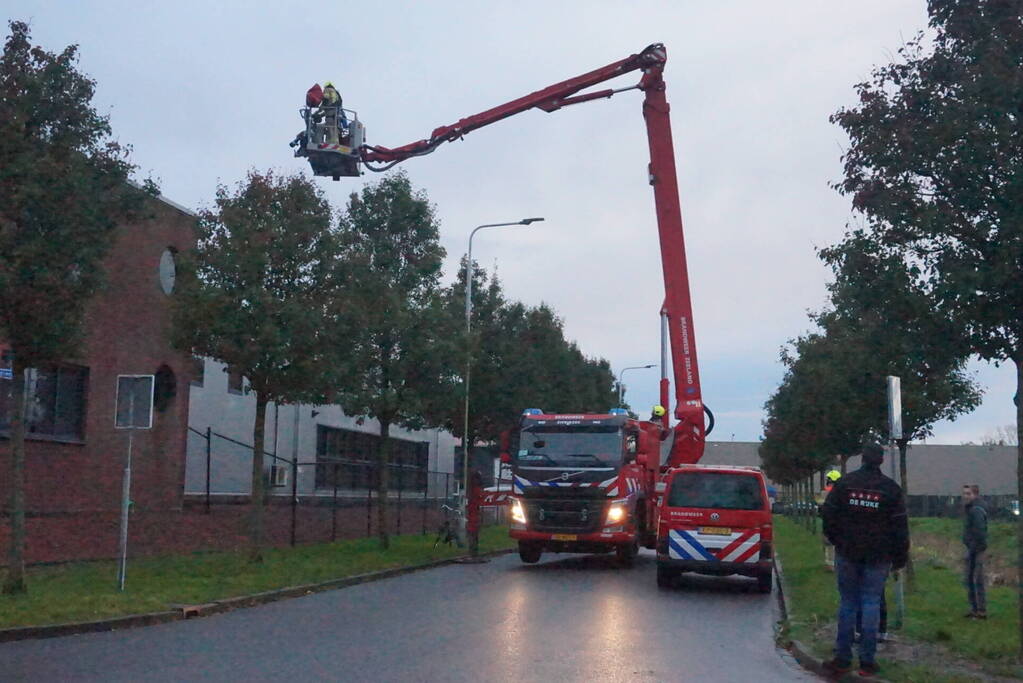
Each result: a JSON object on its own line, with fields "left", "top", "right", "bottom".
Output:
{"left": 699, "top": 526, "right": 732, "bottom": 536}
{"left": 552, "top": 534, "right": 577, "bottom": 541}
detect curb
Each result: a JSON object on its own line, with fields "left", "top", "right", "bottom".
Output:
{"left": 774, "top": 554, "right": 887, "bottom": 682}
{"left": 0, "top": 547, "right": 513, "bottom": 643}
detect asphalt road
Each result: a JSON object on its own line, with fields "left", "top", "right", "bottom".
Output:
{"left": 0, "top": 550, "right": 817, "bottom": 682}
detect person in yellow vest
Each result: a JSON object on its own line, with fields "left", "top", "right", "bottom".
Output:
{"left": 318, "top": 82, "right": 346, "bottom": 144}
{"left": 818, "top": 469, "right": 842, "bottom": 569}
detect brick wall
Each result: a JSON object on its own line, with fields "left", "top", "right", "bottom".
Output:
{"left": 0, "top": 196, "right": 195, "bottom": 523}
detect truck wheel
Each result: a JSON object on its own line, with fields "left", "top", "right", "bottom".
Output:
{"left": 615, "top": 540, "right": 639, "bottom": 566}
{"left": 656, "top": 564, "right": 675, "bottom": 588}
{"left": 757, "top": 569, "right": 774, "bottom": 594}
{"left": 518, "top": 542, "right": 542, "bottom": 564}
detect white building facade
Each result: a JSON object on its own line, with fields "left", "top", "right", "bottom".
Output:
{"left": 184, "top": 357, "right": 460, "bottom": 498}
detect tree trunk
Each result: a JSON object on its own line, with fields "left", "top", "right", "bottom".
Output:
{"left": 248, "top": 393, "right": 269, "bottom": 563}
{"left": 801, "top": 478, "right": 808, "bottom": 531}
{"left": 377, "top": 419, "right": 392, "bottom": 550}
{"left": 1015, "top": 358, "right": 1023, "bottom": 662}
{"left": 898, "top": 439, "right": 915, "bottom": 588}
{"left": 2, "top": 359, "right": 28, "bottom": 594}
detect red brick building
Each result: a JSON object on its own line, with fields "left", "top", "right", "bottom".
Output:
{"left": 0, "top": 195, "right": 195, "bottom": 560}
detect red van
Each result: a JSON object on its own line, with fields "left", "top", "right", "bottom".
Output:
{"left": 655, "top": 464, "right": 773, "bottom": 592}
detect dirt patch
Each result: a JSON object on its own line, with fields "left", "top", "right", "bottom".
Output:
{"left": 912, "top": 531, "right": 1013, "bottom": 587}
{"left": 808, "top": 622, "right": 1020, "bottom": 682}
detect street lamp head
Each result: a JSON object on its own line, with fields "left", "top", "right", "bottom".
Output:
{"left": 519, "top": 217, "right": 545, "bottom": 225}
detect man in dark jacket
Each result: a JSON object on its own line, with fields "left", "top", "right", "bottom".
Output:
{"left": 961, "top": 484, "right": 988, "bottom": 619}
{"left": 820, "top": 443, "right": 909, "bottom": 677}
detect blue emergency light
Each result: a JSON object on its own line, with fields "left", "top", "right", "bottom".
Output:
{"left": 608, "top": 408, "right": 628, "bottom": 415}
{"left": 522, "top": 408, "right": 543, "bottom": 415}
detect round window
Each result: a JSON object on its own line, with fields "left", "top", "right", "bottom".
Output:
{"left": 159, "top": 248, "right": 177, "bottom": 295}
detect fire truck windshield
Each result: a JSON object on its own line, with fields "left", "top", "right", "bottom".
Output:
{"left": 517, "top": 425, "right": 622, "bottom": 468}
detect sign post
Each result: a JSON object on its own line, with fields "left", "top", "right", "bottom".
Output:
{"left": 114, "top": 375, "right": 154, "bottom": 591}
{"left": 886, "top": 375, "right": 906, "bottom": 630}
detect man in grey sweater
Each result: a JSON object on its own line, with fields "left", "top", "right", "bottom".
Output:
{"left": 962, "top": 484, "right": 988, "bottom": 619}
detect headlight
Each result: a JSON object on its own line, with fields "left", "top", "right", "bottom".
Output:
{"left": 511, "top": 499, "right": 527, "bottom": 524}
{"left": 606, "top": 503, "right": 627, "bottom": 525}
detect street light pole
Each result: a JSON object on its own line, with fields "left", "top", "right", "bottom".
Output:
{"left": 617, "top": 364, "right": 656, "bottom": 408}
{"left": 463, "top": 217, "right": 544, "bottom": 556}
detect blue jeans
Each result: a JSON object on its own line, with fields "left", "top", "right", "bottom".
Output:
{"left": 965, "top": 550, "right": 986, "bottom": 613}
{"left": 835, "top": 553, "right": 890, "bottom": 665}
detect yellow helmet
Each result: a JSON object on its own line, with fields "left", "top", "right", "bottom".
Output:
{"left": 826, "top": 469, "right": 842, "bottom": 482}
{"left": 651, "top": 405, "right": 666, "bottom": 418}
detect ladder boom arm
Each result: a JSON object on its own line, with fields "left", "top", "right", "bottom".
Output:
{"left": 358, "top": 43, "right": 706, "bottom": 465}
{"left": 360, "top": 45, "right": 666, "bottom": 167}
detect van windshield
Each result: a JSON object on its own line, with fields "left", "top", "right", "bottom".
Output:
{"left": 667, "top": 472, "right": 764, "bottom": 511}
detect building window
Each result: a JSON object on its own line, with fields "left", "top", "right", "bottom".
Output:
{"left": 0, "top": 364, "right": 88, "bottom": 441}
{"left": 315, "top": 425, "right": 429, "bottom": 491}
{"left": 190, "top": 356, "right": 204, "bottom": 387}
{"left": 227, "top": 366, "right": 244, "bottom": 395}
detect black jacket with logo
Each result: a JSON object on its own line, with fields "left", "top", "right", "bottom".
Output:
{"left": 821, "top": 463, "right": 909, "bottom": 567}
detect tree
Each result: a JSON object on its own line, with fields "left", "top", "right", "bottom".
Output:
{"left": 439, "top": 263, "right": 618, "bottom": 452}
{"left": 982, "top": 425, "right": 1019, "bottom": 446}
{"left": 173, "top": 170, "right": 343, "bottom": 562}
{"left": 830, "top": 0, "right": 1023, "bottom": 651}
{"left": 336, "top": 172, "right": 450, "bottom": 550}
{"left": 0, "top": 21, "right": 155, "bottom": 593}
{"left": 759, "top": 333, "right": 854, "bottom": 486}
{"left": 819, "top": 235, "right": 981, "bottom": 526}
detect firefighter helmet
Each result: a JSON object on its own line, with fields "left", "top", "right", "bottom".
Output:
{"left": 651, "top": 405, "right": 666, "bottom": 418}
{"left": 826, "top": 469, "right": 842, "bottom": 482}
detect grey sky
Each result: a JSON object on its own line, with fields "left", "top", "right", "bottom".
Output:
{"left": 12, "top": 1, "right": 1016, "bottom": 443}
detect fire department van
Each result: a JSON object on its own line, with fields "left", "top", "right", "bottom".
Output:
{"left": 655, "top": 464, "right": 774, "bottom": 593}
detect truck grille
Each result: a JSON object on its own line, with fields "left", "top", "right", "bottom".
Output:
{"left": 525, "top": 498, "right": 604, "bottom": 533}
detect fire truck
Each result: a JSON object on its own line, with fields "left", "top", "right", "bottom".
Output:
{"left": 295, "top": 44, "right": 713, "bottom": 563}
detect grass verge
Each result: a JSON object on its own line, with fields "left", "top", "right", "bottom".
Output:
{"left": 0, "top": 525, "right": 514, "bottom": 630}
{"left": 775, "top": 516, "right": 1023, "bottom": 681}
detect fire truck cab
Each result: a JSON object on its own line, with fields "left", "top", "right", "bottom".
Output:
{"left": 508, "top": 409, "right": 662, "bottom": 565}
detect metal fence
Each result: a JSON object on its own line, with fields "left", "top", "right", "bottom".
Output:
{"left": 185, "top": 426, "right": 506, "bottom": 547}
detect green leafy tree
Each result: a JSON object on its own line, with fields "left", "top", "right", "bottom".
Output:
{"left": 0, "top": 21, "right": 155, "bottom": 593}
{"left": 759, "top": 334, "right": 852, "bottom": 485}
{"left": 818, "top": 235, "right": 981, "bottom": 541}
{"left": 172, "top": 170, "right": 343, "bottom": 562}
{"left": 440, "top": 262, "right": 618, "bottom": 453}
{"left": 441, "top": 260, "right": 511, "bottom": 449}
{"left": 335, "top": 172, "right": 450, "bottom": 550}
{"left": 831, "top": 0, "right": 1023, "bottom": 638}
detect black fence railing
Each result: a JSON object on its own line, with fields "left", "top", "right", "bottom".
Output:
{"left": 186, "top": 426, "right": 504, "bottom": 547}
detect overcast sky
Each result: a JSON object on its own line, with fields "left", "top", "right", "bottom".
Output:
{"left": 12, "top": 1, "right": 1017, "bottom": 443}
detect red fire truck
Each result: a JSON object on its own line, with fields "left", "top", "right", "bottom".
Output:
{"left": 296, "top": 44, "right": 713, "bottom": 563}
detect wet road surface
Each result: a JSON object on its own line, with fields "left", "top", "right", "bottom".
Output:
{"left": 0, "top": 549, "right": 817, "bottom": 682}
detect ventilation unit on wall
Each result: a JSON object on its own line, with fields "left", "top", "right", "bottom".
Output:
{"left": 270, "top": 464, "right": 289, "bottom": 488}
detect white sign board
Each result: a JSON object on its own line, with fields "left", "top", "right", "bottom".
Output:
{"left": 115, "top": 375, "right": 154, "bottom": 430}
{"left": 887, "top": 375, "right": 902, "bottom": 441}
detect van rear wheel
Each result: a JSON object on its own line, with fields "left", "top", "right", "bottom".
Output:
{"left": 757, "top": 568, "right": 774, "bottom": 593}
{"left": 518, "top": 541, "right": 542, "bottom": 564}
{"left": 656, "top": 564, "right": 676, "bottom": 588}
